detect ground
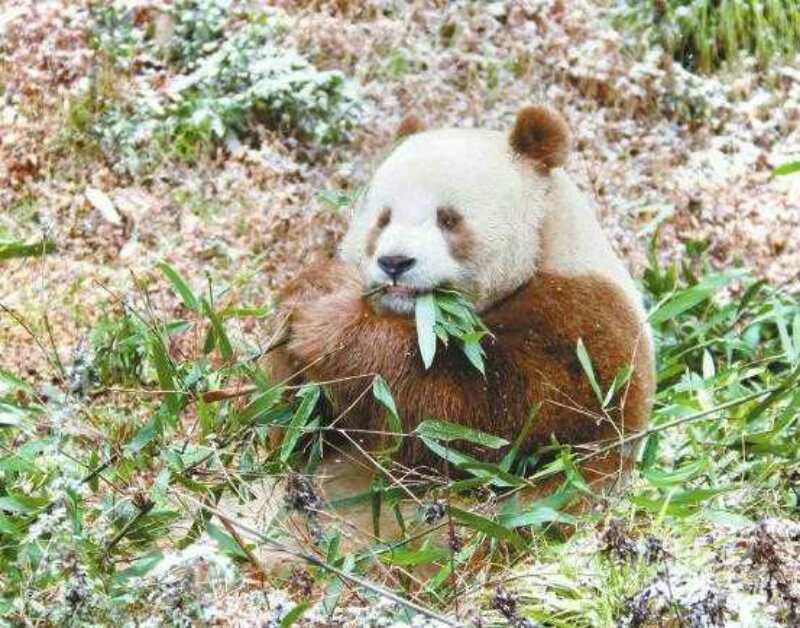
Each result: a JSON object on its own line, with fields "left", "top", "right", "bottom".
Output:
{"left": 1, "top": 1, "right": 799, "bottom": 626}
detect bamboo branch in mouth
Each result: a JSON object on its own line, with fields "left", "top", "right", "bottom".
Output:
{"left": 363, "top": 284, "right": 427, "bottom": 298}
{"left": 362, "top": 284, "right": 389, "bottom": 298}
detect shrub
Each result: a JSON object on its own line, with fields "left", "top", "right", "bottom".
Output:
{"left": 163, "top": 22, "right": 360, "bottom": 151}
{"left": 624, "top": 0, "right": 800, "bottom": 72}
{"left": 75, "top": 5, "right": 360, "bottom": 172}
{"left": 167, "top": 0, "right": 234, "bottom": 69}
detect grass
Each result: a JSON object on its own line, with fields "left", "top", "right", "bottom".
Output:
{"left": 1, "top": 230, "right": 799, "bottom": 624}
{"left": 623, "top": 0, "right": 800, "bottom": 73}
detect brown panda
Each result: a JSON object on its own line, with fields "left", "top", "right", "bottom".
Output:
{"left": 271, "top": 106, "right": 655, "bottom": 492}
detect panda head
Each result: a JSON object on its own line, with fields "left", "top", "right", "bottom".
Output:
{"left": 340, "top": 106, "right": 572, "bottom": 316}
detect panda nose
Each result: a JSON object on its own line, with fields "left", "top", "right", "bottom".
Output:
{"left": 378, "top": 255, "right": 416, "bottom": 280}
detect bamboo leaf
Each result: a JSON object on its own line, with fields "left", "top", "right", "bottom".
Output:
{"left": 280, "top": 602, "right": 310, "bottom": 627}
{"left": 207, "top": 522, "right": 249, "bottom": 559}
{"left": 648, "top": 271, "right": 744, "bottom": 326}
{"left": 280, "top": 385, "right": 320, "bottom": 462}
{"left": 0, "top": 239, "right": 56, "bottom": 261}
{"left": 158, "top": 262, "right": 200, "bottom": 311}
{"left": 148, "top": 334, "right": 181, "bottom": 415}
{"left": 125, "top": 418, "right": 160, "bottom": 455}
{"left": 415, "top": 292, "right": 438, "bottom": 369}
{"left": 449, "top": 506, "right": 525, "bottom": 550}
{"left": 415, "top": 419, "right": 508, "bottom": 448}
{"left": 462, "top": 337, "right": 486, "bottom": 375}
{"left": 114, "top": 551, "right": 164, "bottom": 582}
{"left": 380, "top": 545, "right": 449, "bottom": 567}
{"left": 372, "top": 375, "right": 399, "bottom": 419}
{"left": 202, "top": 300, "right": 233, "bottom": 361}
{"left": 373, "top": 375, "right": 402, "bottom": 453}
{"left": 774, "top": 161, "right": 800, "bottom": 176}
{"left": 576, "top": 338, "right": 603, "bottom": 405}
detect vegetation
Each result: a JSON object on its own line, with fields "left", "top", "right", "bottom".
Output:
{"left": 66, "top": 1, "right": 360, "bottom": 174}
{"left": 2, "top": 0, "right": 798, "bottom": 624}
{"left": 415, "top": 290, "right": 490, "bottom": 373}
{"left": 1, "top": 230, "right": 799, "bottom": 624}
{"left": 625, "top": 0, "right": 800, "bottom": 72}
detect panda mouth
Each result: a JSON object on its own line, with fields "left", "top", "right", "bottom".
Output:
{"left": 365, "top": 281, "right": 461, "bottom": 316}
{"left": 364, "top": 284, "right": 432, "bottom": 299}
{"left": 385, "top": 285, "right": 419, "bottom": 297}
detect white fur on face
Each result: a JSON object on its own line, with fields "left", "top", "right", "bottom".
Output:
{"left": 368, "top": 204, "right": 466, "bottom": 314}
{"left": 340, "top": 129, "right": 551, "bottom": 315}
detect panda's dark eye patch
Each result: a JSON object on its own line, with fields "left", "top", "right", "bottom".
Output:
{"left": 366, "top": 208, "right": 392, "bottom": 257}
{"left": 377, "top": 207, "right": 392, "bottom": 229}
{"left": 437, "top": 206, "right": 462, "bottom": 231}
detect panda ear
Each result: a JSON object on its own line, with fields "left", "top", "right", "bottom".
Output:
{"left": 396, "top": 114, "right": 427, "bottom": 139}
{"left": 509, "top": 106, "right": 571, "bottom": 171}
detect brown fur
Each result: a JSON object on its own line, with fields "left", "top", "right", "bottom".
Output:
{"left": 509, "top": 106, "right": 571, "bottom": 172}
{"left": 437, "top": 206, "right": 475, "bottom": 262}
{"left": 364, "top": 207, "right": 391, "bottom": 257}
{"left": 271, "top": 261, "right": 654, "bottom": 486}
{"left": 396, "top": 114, "right": 426, "bottom": 139}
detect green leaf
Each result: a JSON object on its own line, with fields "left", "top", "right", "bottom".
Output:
{"left": 774, "top": 300, "right": 797, "bottom": 364}
{"left": 157, "top": 261, "right": 199, "bottom": 311}
{"left": 576, "top": 338, "right": 603, "bottom": 404}
{"left": 329, "top": 486, "right": 405, "bottom": 510}
{"left": 0, "top": 493, "right": 48, "bottom": 514}
{"left": 322, "top": 553, "right": 355, "bottom": 615}
{"left": 603, "top": 365, "right": 632, "bottom": 408}
{"left": 114, "top": 551, "right": 164, "bottom": 582}
{"left": 773, "top": 161, "right": 800, "bottom": 176}
{"left": 640, "top": 433, "right": 660, "bottom": 470}
{"left": 0, "top": 401, "right": 27, "bottom": 427}
{"left": 125, "top": 418, "right": 159, "bottom": 455}
{"left": 703, "top": 509, "right": 753, "bottom": 529}
{"left": 236, "top": 388, "right": 282, "bottom": 424}
{"left": 219, "top": 305, "right": 271, "bottom": 319}
{"left": 648, "top": 271, "right": 744, "bottom": 326}
{"left": 207, "top": 522, "right": 249, "bottom": 559}
{"left": 280, "top": 385, "right": 320, "bottom": 463}
{"left": 372, "top": 375, "right": 399, "bottom": 419}
{"left": 380, "top": 545, "right": 449, "bottom": 567}
{"left": 462, "top": 338, "right": 486, "bottom": 375}
{"left": 148, "top": 334, "right": 181, "bottom": 415}
{"left": 449, "top": 506, "right": 525, "bottom": 551}
{"left": 0, "top": 239, "right": 56, "bottom": 261}
{"left": 373, "top": 375, "right": 402, "bottom": 453}
{"left": 415, "top": 419, "right": 508, "bottom": 448}
{"left": 420, "top": 437, "right": 478, "bottom": 467}
{"left": 630, "top": 486, "right": 735, "bottom": 517}
{"left": 642, "top": 459, "right": 708, "bottom": 488}
{"left": 419, "top": 439, "right": 515, "bottom": 487}
{"left": 280, "top": 602, "right": 310, "bottom": 628}
{"left": 202, "top": 300, "right": 233, "bottom": 361}
{"left": 499, "top": 504, "right": 577, "bottom": 528}
{"left": 793, "top": 313, "right": 800, "bottom": 360}
{"left": 500, "top": 403, "right": 540, "bottom": 472}
{"left": 668, "top": 486, "right": 736, "bottom": 504}
{"left": 435, "top": 297, "right": 473, "bottom": 320}
{"left": 415, "top": 292, "right": 438, "bottom": 369}
{"left": 457, "top": 461, "right": 525, "bottom": 486}
{"left": 0, "top": 452, "right": 38, "bottom": 474}
{"left": 0, "top": 368, "right": 33, "bottom": 395}
{"left": 0, "top": 513, "right": 21, "bottom": 536}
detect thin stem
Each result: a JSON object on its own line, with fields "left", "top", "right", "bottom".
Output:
{"left": 184, "top": 495, "right": 462, "bottom": 627}
{"left": 578, "top": 380, "right": 793, "bottom": 462}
